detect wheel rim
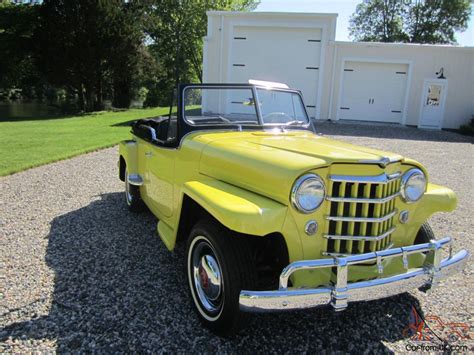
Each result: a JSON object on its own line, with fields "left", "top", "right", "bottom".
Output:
{"left": 190, "top": 237, "right": 223, "bottom": 315}
{"left": 125, "top": 170, "right": 132, "bottom": 205}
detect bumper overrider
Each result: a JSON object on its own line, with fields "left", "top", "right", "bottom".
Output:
{"left": 239, "top": 237, "right": 469, "bottom": 312}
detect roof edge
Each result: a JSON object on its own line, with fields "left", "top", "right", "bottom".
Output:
{"left": 207, "top": 11, "right": 338, "bottom": 18}
{"left": 333, "top": 40, "right": 474, "bottom": 50}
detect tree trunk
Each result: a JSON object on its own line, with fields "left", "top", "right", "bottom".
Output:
{"left": 85, "top": 86, "right": 95, "bottom": 112}
{"left": 113, "top": 79, "right": 132, "bottom": 109}
{"left": 78, "top": 84, "right": 85, "bottom": 112}
{"left": 95, "top": 78, "right": 104, "bottom": 111}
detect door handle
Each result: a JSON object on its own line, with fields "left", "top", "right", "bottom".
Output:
{"left": 145, "top": 152, "right": 153, "bottom": 158}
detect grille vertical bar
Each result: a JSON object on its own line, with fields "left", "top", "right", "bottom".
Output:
{"left": 357, "top": 183, "right": 371, "bottom": 253}
{"left": 334, "top": 181, "right": 346, "bottom": 253}
{"left": 324, "top": 172, "right": 400, "bottom": 256}
{"left": 346, "top": 182, "right": 358, "bottom": 253}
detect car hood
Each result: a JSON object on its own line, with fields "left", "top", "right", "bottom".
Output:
{"left": 196, "top": 130, "right": 404, "bottom": 205}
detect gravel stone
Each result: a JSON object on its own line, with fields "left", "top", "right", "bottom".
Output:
{"left": 1, "top": 122, "right": 472, "bottom": 353}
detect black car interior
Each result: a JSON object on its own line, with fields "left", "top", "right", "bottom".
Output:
{"left": 132, "top": 116, "right": 178, "bottom": 147}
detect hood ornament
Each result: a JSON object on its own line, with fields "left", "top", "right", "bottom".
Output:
{"left": 380, "top": 157, "right": 390, "bottom": 167}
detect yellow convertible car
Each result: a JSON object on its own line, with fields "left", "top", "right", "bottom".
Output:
{"left": 118, "top": 82, "right": 468, "bottom": 335}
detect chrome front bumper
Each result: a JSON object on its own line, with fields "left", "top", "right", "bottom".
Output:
{"left": 239, "top": 237, "right": 469, "bottom": 312}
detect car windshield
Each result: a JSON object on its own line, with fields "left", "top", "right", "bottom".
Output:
{"left": 257, "top": 88, "right": 308, "bottom": 125}
{"left": 183, "top": 86, "right": 309, "bottom": 127}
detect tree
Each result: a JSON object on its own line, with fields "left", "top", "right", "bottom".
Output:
{"left": 107, "top": 1, "right": 150, "bottom": 108}
{"left": 349, "top": 0, "right": 471, "bottom": 44}
{"left": 36, "top": 0, "right": 149, "bottom": 111}
{"left": 406, "top": 0, "right": 472, "bottom": 44}
{"left": 0, "top": 2, "right": 43, "bottom": 98}
{"left": 145, "top": 0, "right": 259, "bottom": 107}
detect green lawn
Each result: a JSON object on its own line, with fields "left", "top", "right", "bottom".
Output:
{"left": 0, "top": 107, "right": 170, "bottom": 176}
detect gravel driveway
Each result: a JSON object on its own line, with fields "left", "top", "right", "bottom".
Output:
{"left": 1, "top": 122, "right": 472, "bottom": 353}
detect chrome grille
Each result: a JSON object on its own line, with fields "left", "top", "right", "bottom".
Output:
{"left": 324, "top": 172, "right": 401, "bottom": 256}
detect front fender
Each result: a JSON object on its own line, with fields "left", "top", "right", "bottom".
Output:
{"left": 413, "top": 183, "right": 457, "bottom": 224}
{"left": 182, "top": 179, "right": 288, "bottom": 236}
{"left": 421, "top": 183, "right": 457, "bottom": 212}
{"left": 395, "top": 182, "right": 458, "bottom": 248}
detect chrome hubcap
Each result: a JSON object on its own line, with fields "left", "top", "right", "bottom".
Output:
{"left": 191, "top": 240, "right": 223, "bottom": 313}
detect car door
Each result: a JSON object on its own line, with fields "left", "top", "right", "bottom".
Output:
{"left": 143, "top": 142, "right": 175, "bottom": 218}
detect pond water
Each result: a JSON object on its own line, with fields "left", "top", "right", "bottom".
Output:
{"left": 0, "top": 101, "right": 61, "bottom": 120}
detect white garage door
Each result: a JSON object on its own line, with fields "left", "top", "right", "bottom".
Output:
{"left": 338, "top": 61, "right": 408, "bottom": 123}
{"left": 230, "top": 26, "right": 321, "bottom": 118}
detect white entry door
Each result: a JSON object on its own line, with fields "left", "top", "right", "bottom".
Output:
{"left": 419, "top": 79, "right": 448, "bottom": 129}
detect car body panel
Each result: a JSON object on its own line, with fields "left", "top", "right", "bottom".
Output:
{"left": 142, "top": 143, "right": 175, "bottom": 217}
{"left": 286, "top": 181, "right": 456, "bottom": 287}
{"left": 183, "top": 179, "right": 288, "bottom": 236}
{"left": 118, "top": 83, "right": 459, "bottom": 291}
{"left": 198, "top": 130, "right": 404, "bottom": 204}
{"left": 120, "top": 129, "right": 457, "bottom": 287}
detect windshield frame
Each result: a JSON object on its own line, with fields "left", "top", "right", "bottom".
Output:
{"left": 181, "top": 84, "right": 311, "bottom": 129}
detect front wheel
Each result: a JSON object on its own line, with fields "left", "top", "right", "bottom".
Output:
{"left": 186, "top": 219, "right": 256, "bottom": 335}
{"left": 415, "top": 222, "right": 435, "bottom": 244}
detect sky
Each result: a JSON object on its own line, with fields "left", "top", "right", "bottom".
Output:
{"left": 255, "top": 0, "right": 473, "bottom": 46}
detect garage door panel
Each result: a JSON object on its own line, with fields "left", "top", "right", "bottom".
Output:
{"left": 339, "top": 61, "right": 408, "bottom": 123}
{"left": 232, "top": 27, "right": 320, "bottom": 64}
{"left": 230, "top": 26, "right": 321, "bottom": 117}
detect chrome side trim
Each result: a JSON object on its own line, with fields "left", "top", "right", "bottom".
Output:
{"left": 239, "top": 237, "right": 469, "bottom": 312}
{"left": 329, "top": 172, "right": 401, "bottom": 184}
{"left": 325, "top": 227, "right": 396, "bottom": 241}
{"left": 127, "top": 174, "right": 143, "bottom": 186}
{"left": 326, "top": 192, "right": 400, "bottom": 204}
{"left": 325, "top": 209, "right": 397, "bottom": 222}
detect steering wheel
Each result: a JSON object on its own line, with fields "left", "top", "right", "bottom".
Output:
{"left": 262, "top": 112, "right": 293, "bottom": 124}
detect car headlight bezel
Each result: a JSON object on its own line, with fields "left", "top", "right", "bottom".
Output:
{"left": 401, "top": 168, "right": 426, "bottom": 203}
{"left": 291, "top": 173, "right": 326, "bottom": 213}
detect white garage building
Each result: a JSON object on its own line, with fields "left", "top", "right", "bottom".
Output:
{"left": 203, "top": 11, "right": 474, "bottom": 129}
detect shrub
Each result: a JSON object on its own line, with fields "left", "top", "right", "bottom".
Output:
{"left": 459, "top": 118, "right": 474, "bottom": 136}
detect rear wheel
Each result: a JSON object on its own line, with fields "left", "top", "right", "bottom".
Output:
{"left": 186, "top": 219, "right": 256, "bottom": 335}
{"left": 124, "top": 168, "right": 144, "bottom": 212}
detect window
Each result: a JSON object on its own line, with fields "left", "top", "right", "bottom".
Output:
{"left": 183, "top": 87, "right": 258, "bottom": 125}
{"left": 257, "top": 89, "right": 309, "bottom": 124}
{"left": 183, "top": 86, "right": 309, "bottom": 127}
{"left": 426, "top": 85, "right": 442, "bottom": 106}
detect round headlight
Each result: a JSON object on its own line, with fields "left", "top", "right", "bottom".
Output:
{"left": 401, "top": 168, "right": 426, "bottom": 203}
{"left": 291, "top": 174, "right": 325, "bottom": 213}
